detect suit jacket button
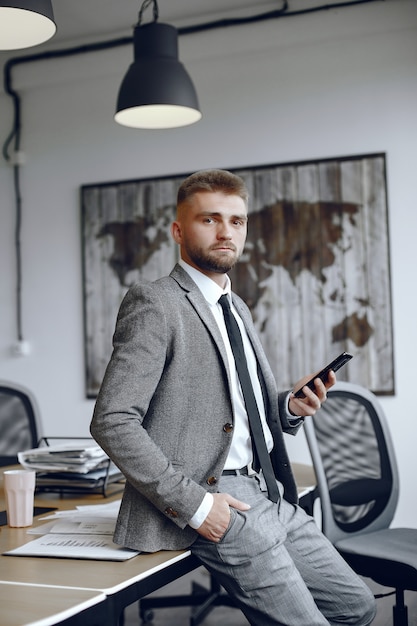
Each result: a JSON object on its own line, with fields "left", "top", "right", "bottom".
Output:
{"left": 207, "top": 476, "right": 218, "bottom": 486}
{"left": 165, "top": 507, "right": 178, "bottom": 518}
{"left": 223, "top": 423, "right": 234, "bottom": 433}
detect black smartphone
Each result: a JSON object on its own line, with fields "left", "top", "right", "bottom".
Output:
{"left": 293, "top": 351, "right": 353, "bottom": 398}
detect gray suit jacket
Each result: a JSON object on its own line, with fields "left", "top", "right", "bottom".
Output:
{"left": 91, "top": 264, "right": 302, "bottom": 552}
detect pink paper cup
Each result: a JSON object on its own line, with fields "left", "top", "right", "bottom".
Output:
{"left": 4, "top": 469, "right": 36, "bottom": 527}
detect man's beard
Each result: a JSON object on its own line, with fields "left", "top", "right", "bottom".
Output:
{"left": 186, "top": 245, "right": 240, "bottom": 274}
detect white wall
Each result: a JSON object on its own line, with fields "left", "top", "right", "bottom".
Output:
{"left": 1, "top": 0, "right": 416, "bottom": 526}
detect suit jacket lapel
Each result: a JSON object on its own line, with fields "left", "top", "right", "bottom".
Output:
{"left": 170, "top": 265, "right": 231, "bottom": 379}
{"left": 232, "top": 295, "right": 264, "bottom": 364}
{"left": 232, "top": 294, "right": 277, "bottom": 419}
{"left": 170, "top": 265, "right": 276, "bottom": 412}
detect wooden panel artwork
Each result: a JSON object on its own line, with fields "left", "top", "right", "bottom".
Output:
{"left": 81, "top": 153, "right": 394, "bottom": 397}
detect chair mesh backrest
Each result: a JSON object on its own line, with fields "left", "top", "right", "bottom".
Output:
{"left": 0, "top": 385, "right": 39, "bottom": 464}
{"left": 311, "top": 390, "right": 393, "bottom": 533}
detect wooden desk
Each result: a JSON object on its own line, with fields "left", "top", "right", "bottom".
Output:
{"left": 293, "top": 461, "right": 316, "bottom": 492}
{"left": 0, "top": 463, "right": 315, "bottom": 626}
{"left": 0, "top": 527, "right": 198, "bottom": 625}
{"left": 0, "top": 582, "right": 107, "bottom": 626}
{"left": 0, "top": 467, "right": 199, "bottom": 625}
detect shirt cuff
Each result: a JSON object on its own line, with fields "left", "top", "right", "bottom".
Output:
{"left": 285, "top": 391, "right": 303, "bottom": 423}
{"left": 188, "top": 492, "right": 214, "bottom": 529}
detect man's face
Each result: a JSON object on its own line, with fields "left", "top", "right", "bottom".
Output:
{"left": 171, "top": 191, "right": 248, "bottom": 286}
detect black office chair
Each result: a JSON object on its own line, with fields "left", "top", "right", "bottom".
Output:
{"left": 303, "top": 381, "right": 417, "bottom": 626}
{"left": 0, "top": 380, "right": 41, "bottom": 465}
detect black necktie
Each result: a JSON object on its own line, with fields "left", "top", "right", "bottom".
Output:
{"left": 218, "top": 295, "right": 280, "bottom": 503}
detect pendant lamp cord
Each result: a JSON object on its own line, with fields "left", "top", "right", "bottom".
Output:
{"left": 138, "top": 0, "right": 159, "bottom": 25}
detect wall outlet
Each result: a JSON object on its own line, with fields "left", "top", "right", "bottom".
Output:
{"left": 12, "top": 340, "right": 31, "bottom": 356}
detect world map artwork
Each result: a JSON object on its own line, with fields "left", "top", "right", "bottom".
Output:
{"left": 82, "top": 155, "right": 394, "bottom": 397}
{"left": 229, "top": 200, "right": 373, "bottom": 346}
{"left": 98, "top": 212, "right": 173, "bottom": 288}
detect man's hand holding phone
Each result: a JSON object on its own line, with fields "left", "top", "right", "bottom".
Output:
{"left": 289, "top": 352, "right": 353, "bottom": 416}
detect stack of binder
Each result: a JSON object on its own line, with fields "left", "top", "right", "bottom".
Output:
{"left": 18, "top": 438, "right": 125, "bottom": 497}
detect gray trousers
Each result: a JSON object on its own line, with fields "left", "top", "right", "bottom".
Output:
{"left": 191, "top": 473, "right": 376, "bottom": 626}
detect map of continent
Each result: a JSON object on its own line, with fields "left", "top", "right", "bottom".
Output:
{"left": 229, "top": 200, "right": 373, "bottom": 349}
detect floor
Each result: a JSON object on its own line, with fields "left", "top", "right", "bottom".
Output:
{"left": 123, "top": 566, "right": 417, "bottom": 625}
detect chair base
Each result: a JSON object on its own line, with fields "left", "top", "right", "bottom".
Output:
{"left": 392, "top": 588, "right": 408, "bottom": 626}
{"left": 139, "top": 574, "right": 236, "bottom": 626}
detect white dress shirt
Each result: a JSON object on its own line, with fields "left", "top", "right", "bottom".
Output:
{"left": 179, "top": 261, "right": 276, "bottom": 528}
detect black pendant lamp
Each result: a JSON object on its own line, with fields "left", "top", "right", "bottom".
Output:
{"left": 115, "top": 0, "right": 201, "bottom": 129}
{"left": 0, "top": 0, "right": 56, "bottom": 50}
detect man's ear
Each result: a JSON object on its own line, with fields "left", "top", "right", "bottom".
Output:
{"left": 171, "top": 221, "right": 182, "bottom": 244}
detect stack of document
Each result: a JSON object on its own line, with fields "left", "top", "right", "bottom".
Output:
{"left": 18, "top": 443, "right": 125, "bottom": 495}
{"left": 18, "top": 443, "right": 109, "bottom": 473}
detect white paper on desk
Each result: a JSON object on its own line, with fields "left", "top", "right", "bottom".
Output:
{"left": 3, "top": 533, "right": 140, "bottom": 561}
{"left": 76, "top": 500, "right": 121, "bottom": 515}
{"left": 38, "top": 500, "right": 121, "bottom": 521}
{"left": 51, "top": 521, "right": 115, "bottom": 534}
{"left": 29, "top": 520, "right": 116, "bottom": 535}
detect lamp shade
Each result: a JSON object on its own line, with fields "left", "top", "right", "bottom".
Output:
{"left": 115, "top": 22, "right": 202, "bottom": 129}
{"left": 0, "top": 0, "right": 56, "bottom": 50}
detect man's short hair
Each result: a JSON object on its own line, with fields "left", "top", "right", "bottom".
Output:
{"left": 177, "top": 169, "right": 249, "bottom": 209}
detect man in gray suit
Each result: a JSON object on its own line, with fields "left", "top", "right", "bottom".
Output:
{"left": 91, "top": 169, "right": 376, "bottom": 625}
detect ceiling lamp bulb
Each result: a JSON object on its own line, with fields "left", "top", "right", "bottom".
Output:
{"left": 115, "top": 22, "right": 202, "bottom": 130}
{"left": 0, "top": 1, "right": 56, "bottom": 50}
